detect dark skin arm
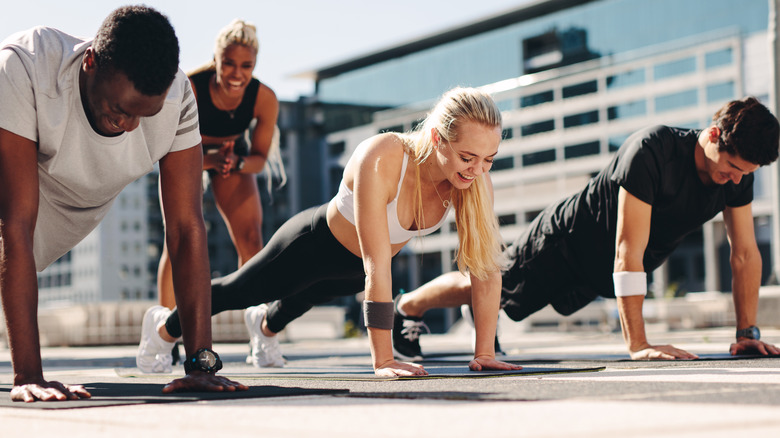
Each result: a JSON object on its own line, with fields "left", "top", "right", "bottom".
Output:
{"left": 0, "top": 128, "right": 91, "bottom": 402}
{"left": 156, "top": 144, "right": 246, "bottom": 393}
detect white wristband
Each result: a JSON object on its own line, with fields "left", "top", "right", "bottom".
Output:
{"left": 613, "top": 271, "right": 647, "bottom": 297}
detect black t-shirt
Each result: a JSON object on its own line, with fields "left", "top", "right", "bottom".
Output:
{"left": 540, "top": 125, "right": 753, "bottom": 296}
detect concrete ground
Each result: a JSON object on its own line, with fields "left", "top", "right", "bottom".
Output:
{"left": 1, "top": 323, "right": 780, "bottom": 437}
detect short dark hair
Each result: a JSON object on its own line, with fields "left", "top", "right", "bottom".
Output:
{"left": 91, "top": 5, "right": 179, "bottom": 96}
{"left": 713, "top": 96, "right": 780, "bottom": 166}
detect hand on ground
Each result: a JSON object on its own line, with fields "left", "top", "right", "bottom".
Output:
{"left": 162, "top": 372, "right": 248, "bottom": 393}
{"left": 630, "top": 344, "right": 698, "bottom": 360}
{"left": 374, "top": 360, "right": 428, "bottom": 377}
{"left": 469, "top": 356, "right": 523, "bottom": 371}
{"left": 729, "top": 339, "right": 780, "bottom": 356}
{"left": 11, "top": 379, "right": 91, "bottom": 402}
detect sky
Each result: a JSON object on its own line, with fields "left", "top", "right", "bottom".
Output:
{"left": 0, "top": 0, "right": 531, "bottom": 101}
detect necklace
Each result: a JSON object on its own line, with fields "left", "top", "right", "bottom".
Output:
{"left": 211, "top": 77, "right": 239, "bottom": 119}
{"left": 426, "top": 166, "right": 451, "bottom": 208}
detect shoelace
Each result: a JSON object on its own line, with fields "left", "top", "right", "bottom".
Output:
{"left": 401, "top": 319, "right": 430, "bottom": 341}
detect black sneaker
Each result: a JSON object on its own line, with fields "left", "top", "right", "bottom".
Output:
{"left": 392, "top": 295, "right": 429, "bottom": 361}
{"left": 460, "top": 304, "right": 505, "bottom": 356}
{"left": 171, "top": 342, "right": 181, "bottom": 365}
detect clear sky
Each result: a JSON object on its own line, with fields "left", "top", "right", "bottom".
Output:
{"left": 0, "top": 0, "right": 530, "bottom": 101}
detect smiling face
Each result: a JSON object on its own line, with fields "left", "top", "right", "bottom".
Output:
{"left": 697, "top": 127, "right": 760, "bottom": 186}
{"left": 214, "top": 43, "right": 257, "bottom": 98}
{"left": 432, "top": 121, "right": 502, "bottom": 189}
{"left": 80, "top": 49, "right": 166, "bottom": 137}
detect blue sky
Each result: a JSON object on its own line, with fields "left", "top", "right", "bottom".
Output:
{"left": 0, "top": 0, "right": 529, "bottom": 101}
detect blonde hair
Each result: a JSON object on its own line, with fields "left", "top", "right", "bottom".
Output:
{"left": 400, "top": 87, "right": 508, "bottom": 280}
{"left": 189, "top": 19, "right": 259, "bottom": 75}
{"left": 214, "top": 18, "right": 259, "bottom": 56}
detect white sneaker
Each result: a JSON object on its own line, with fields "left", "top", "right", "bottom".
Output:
{"left": 136, "top": 305, "right": 176, "bottom": 373}
{"left": 245, "top": 304, "right": 285, "bottom": 367}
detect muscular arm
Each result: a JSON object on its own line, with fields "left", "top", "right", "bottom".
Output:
{"left": 614, "top": 187, "right": 697, "bottom": 359}
{"left": 0, "top": 129, "right": 90, "bottom": 401}
{"left": 723, "top": 204, "right": 779, "bottom": 356}
{"left": 0, "top": 129, "right": 43, "bottom": 385}
{"left": 158, "top": 145, "right": 213, "bottom": 356}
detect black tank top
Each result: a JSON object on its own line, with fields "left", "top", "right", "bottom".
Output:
{"left": 190, "top": 70, "right": 260, "bottom": 137}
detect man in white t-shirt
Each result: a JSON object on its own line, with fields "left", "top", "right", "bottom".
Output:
{"left": 0, "top": 5, "right": 246, "bottom": 402}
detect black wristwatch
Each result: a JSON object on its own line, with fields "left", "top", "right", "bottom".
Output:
{"left": 736, "top": 325, "right": 760, "bottom": 341}
{"left": 184, "top": 348, "right": 223, "bottom": 374}
{"left": 233, "top": 156, "right": 245, "bottom": 173}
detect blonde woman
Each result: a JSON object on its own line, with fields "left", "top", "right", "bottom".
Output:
{"left": 157, "top": 19, "right": 285, "bottom": 311}
{"left": 138, "top": 87, "right": 521, "bottom": 378}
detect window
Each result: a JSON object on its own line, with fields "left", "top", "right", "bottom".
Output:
{"left": 522, "top": 149, "right": 556, "bottom": 166}
{"left": 608, "top": 134, "right": 631, "bottom": 152}
{"left": 521, "top": 90, "right": 554, "bottom": 108}
{"left": 705, "top": 48, "right": 733, "bottom": 69}
{"left": 502, "top": 127, "right": 514, "bottom": 140}
{"left": 521, "top": 119, "right": 555, "bottom": 136}
{"left": 562, "top": 80, "right": 597, "bottom": 98}
{"left": 655, "top": 89, "right": 698, "bottom": 113}
{"left": 524, "top": 210, "right": 543, "bottom": 223}
{"left": 607, "top": 100, "right": 647, "bottom": 120}
{"left": 564, "top": 110, "right": 598, "bottom": 128}
{"left": 706, "top": 81, "right": 735, "bottom": 103}
{"left": 498, "top": 214, "right": 517, "bottom": 226}
{"left": 378, "top": 125, "right": 403, "bottom": 134}
{"left": 328, "top": 141, "right": 345, "bottom": 157}
{"left": 654, "top": 56, "right": 696, "bottom": 80}
{"left": 491, "top": 156, "right": 514, "bottom": 171}
{"left": 607, "top": 68, "right": 645, "bottom": 90}
{"left": 564, "top": 141, "right": 600, "bottom": 159}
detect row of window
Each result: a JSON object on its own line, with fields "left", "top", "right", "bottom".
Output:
{"left": 517, "top": 48, "right": 733, "bottom": 110}
{"left": 507, "top": 81, "right": 734, "bottom": 141}
{"left": 38, "top": 272, "right": 72, "bottom": 288}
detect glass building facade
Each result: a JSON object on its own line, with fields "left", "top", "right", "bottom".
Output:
{"left": 315, "top": 0, "right": 767, "bottom": 108}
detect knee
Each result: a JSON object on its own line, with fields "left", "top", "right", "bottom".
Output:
{"left": 442, "top": 271, "right": 473, "bottom": 294}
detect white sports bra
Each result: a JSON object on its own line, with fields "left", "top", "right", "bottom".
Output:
{"left": 334, "top": 152, "right": 452, "bottom": 244}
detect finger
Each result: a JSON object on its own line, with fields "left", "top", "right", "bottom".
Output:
{"left": 68, "top": 385, "right": 92, "bottom": 399}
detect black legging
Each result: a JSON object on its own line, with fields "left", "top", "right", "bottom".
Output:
{"left": 165, "top": 204, "right": 366, "bottom": 337}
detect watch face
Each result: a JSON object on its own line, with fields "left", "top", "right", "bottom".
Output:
{"left": 198, "top": 351, "right": 217, "bottom": 368}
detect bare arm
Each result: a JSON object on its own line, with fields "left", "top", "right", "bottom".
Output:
{"left": 614, "top": 187, "right": 697, "bottom": 360}
{"left": 158, "top": 145, "right": 212, "bottom": 356}
{"left": 723, "top": 204, "right": 780, "bottom": 356}
{"left": 352, "top": 136, "right": 426, "bottom": 376}
{"left": 0, "top": 128, "right": 90, "bottom": 401}
{"left": 241, "top": 83, "right": 279, "bottom": 174}
{"left": 468, "top": 174, "right": 521, "bottom": 371}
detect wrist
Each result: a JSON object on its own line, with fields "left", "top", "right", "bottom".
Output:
{"left": 736, "top": 325, "right": 760, "bottom": 341}
{"left": 232, "top": 156, "right": 245, "bottom": 173}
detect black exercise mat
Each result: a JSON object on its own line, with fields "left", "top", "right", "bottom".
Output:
{"left": 421, "top": 352, "right": 780, "bottom": 363}
{"left": 117, "top": 364, "right": 604, "bottom": 381}
{"left": 205, "top": 365, "right": 604, "bottom": 381}
{"left": 0, "top": 382, "right": 348, "bottom": 410}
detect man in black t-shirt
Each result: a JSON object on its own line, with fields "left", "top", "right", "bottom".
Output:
{"left": 393, "top": 97, "right": 780, "bottom": 361}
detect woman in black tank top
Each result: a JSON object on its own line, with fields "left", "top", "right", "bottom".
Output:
{"left": 157, "top": 19, "right": 284, "bottom": 316}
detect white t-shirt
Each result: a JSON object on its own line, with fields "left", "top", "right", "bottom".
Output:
{"left": 0, "top": 26, "right": 201, "bottom": 270}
